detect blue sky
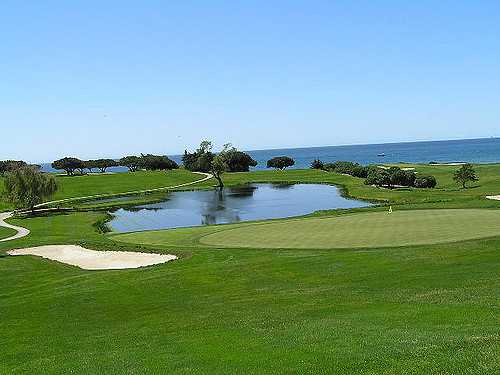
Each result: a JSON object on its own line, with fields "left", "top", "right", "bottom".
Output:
{"left": 1, "top": 1, "right": 499, "bottom": 162}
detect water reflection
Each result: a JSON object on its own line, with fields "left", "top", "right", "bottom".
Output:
{"left": 109, "top": 183, "right": 371, "bottom": 233}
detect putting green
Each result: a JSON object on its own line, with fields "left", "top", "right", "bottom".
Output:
{"left": 200, "top": 209, "right": 500, "bottom": 249}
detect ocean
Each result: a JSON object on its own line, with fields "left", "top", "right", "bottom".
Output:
{"left": 40, "top": 137, "right": 500, "bottom": 173}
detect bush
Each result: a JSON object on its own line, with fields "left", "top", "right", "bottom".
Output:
{"left": 414, "top": 175, "right": 437, "bottom": 188}
{"left": 267, "top": 156, "right": 295, "bottom": 170}
{"left": 310, "top": 159, "right": 324, "bottom": 170}
{"left": 365, "top": 169, "right": 391, "bottom": 187}
{"left": 324, "top": 161, "right": 369, "bottom": 178}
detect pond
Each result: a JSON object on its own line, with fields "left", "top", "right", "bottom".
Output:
{"left": 108, "top": 183, "right": 371, "bottom": 233}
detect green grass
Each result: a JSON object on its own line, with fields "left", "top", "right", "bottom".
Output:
{"left": 1, "top": 165, "right": 500, "bottom": 373}
{"left": 0, "top": 169, "right": 205, "bottom": 210}
{"left": 114, "top": 209, "right": 500, "bottom": 250}
{"left": 0, "top": 212, "right": 499, "bottom": 374}
{"left": 0, "top": 225, "right": 16, "bottom": 240}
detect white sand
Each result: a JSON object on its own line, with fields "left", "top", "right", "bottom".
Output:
{"left": 7, "top": 245, "right": 177, "bottom": 270}
{"left": 486, "top": 195, "right": 500, "bottom": 201}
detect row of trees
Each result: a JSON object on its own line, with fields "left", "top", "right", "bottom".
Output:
{"left": 52, "top": 155, "right": 179, "bottom": 175}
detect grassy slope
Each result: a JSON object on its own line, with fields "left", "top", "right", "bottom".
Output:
{"left": 1, "top": 165, "right": 500, "bottom": 373}
{"left": 0, "top": 169, "right": 203, "bottom": 210}
{"left": 0, "top": 213, "right": 499, "bottom": 374}
{"left": 0, "top": 225, "right": 16, "bottom": 240}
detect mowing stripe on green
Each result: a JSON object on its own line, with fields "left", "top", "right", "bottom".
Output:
{"left": 199, "top": 209, "right": 500, "bottom": 249}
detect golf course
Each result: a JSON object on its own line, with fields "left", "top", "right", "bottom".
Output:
{"left": 0, "top": 163, "right": 499, "bottom": 374}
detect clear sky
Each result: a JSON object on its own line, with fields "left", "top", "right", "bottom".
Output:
{"left": 1, "top": 1, "right": 499, "bottom": 162}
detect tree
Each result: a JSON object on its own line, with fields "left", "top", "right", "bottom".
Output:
{"left": 210, "top": 144, "right": 232, "bottom": 188}
{"left": 267, "top": 156, "right": 295, "bottom": 170}
{"left": 94, "top": 159, "right": 118, "bottom": 173}
{"left": 310, "top": 158, "right": 324, "bottom": 170}
{"left": 4, "top": 167, "right": 58, "bottom": 213}
{"left": 388, "top": 167, "right": 416, "bottom": 188}
{"left": 84, "top": 160, "right": 98, "bottom": 173}
{"left": 182, "top": 141, "right": 215, "bottom": 172}
{"left": 139, "top": 154, "right": 178, "bottom": 171}
{"left": 119, "top": 156, "right": 142, "bottom": 172}
{"left": 453, "top": 163, "right": 478, "bottom": 188}
{"left": 0, "top": 160, "right": 28, "bottom": 175}
{"left": 225, "top": 150, "right": 257, "bottom": 172}
{"left": 52, "top": 157, "right": 85, "bottom": 176}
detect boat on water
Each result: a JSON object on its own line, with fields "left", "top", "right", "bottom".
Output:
{"left": 377, "top": 153, "right": 386, "bottom": 157}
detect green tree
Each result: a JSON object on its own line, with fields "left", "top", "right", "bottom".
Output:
{"left": 95, "top": 159, "right": 118, "bottom": 173}
{"left": 4, "top": 167, "right": 58, "bottom": 213}
{"left": 310, "top": 158, "right": 324, "bottom": 170}
{"left": 52, "top": 157, "right": 85, "bottom": 176}
{"left": 225, "top": 150, "right": 257, "bottom": 172}
{"left": 453, "top": 163, "right": 478, "bottom": 188}
{"left": 139, "top": 154, "right": 178, "bottom": 171}
{"left": 266, "top": 156, "right": 295, "bottom": 170}
{"left": 210, "top": 143, "right": 232, "bottom": 188}
{"left": 182, "top": 141, "right": 215, "bottom": 172}
{"left": 119, "top": 156, "right": 142, "bottom": 172}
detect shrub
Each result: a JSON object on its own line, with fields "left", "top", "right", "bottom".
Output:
{"left": 365, "top": 169, "right": 391, "bottom": 187}
{"left": 414, "top": 175, "right": 437, "bottom": 188}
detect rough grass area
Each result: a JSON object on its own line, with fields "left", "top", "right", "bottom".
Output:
{"left": 0, "top": 212, "right": 499, "bottom": 374}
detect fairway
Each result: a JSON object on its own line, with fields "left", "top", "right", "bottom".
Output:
{"left": 199, "top": 209, "right": 500, "bottom": 249}
{"left": 0, "top": 226, "right": 16, "bottom": 240}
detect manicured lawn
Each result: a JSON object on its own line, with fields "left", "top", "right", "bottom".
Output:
{"left": 0, "top": 225, "right": 16, "bottom": 240}
{"left": 114, "top": 209, "right": 500, "bottom": 249}
{"left": 0, "top": 212, "right": 499, "bottom": 374}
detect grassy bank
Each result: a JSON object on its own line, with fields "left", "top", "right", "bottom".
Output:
{"left": 0, "top": 225, "right": 16, "bottom": 240}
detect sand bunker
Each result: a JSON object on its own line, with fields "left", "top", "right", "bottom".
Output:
{"left": 486, "top": 195, "right": 500, "bottom": 201}
{"left": 7, "top": 245, "right": 177, "bottom": 270}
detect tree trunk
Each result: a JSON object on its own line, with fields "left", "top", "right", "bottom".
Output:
{"left": 215, "top": 174, "right": 224, "bottom": 188}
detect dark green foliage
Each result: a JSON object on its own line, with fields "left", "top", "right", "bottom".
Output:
{"left": 52, "top": 157, "right": 85, "bottom": 175}
{"left": 182, "top": 141, "right": 215, "bottom": 172}
{"left": 119, "top": 156, "right": 142, "bottom": 172}
{"left": 225, "top": 150, "right": 257, "bottom": 172}
{"left": 324, "top": 161, "right": 369, "bottom": 178}
{"left": 139, "top": 154, "right": 178, "bottom": 171}
{"left": 415, "top": 175, "right": 437, "bottom": 188}
{"left": 84, "top": 160, "right": 98, "bottom": 173}
{"left": 3, "top": 166, "right": 58, "bottom": 211}
{"left": 453, "top": 163, "right": 478, "bottom": 188}
{"left": 94, "top": 159, "right": 118, "bottom": 173}
{"left": 365, "top": 168, "right": 391, "bottom": 187}
{"left": 310, "top": 159, "right": 324, "bottom": 170}
{"left": 388, "top": 167, "right": 416, "bottom": 187}
{"left": 267, "top": 156, "right": 295, "bottom": 170}
{"left": 0, "top": 160, "right": 28, "bottom": 175}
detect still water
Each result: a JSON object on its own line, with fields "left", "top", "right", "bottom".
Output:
{"left": 109, "top": 183, "right": 371, "bottom": 233}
